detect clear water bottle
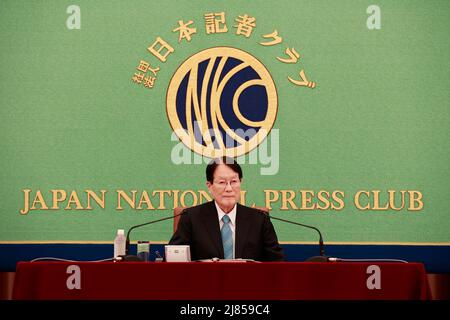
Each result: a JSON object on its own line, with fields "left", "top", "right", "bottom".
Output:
{"left": 137, "top": 241, "right": 150, "bottom": 262}
{"left": 114, "top": 229, "right": 126, "bottom": 259}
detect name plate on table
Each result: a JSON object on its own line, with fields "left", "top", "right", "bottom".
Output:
{"left": 165, "top": 245, "right": 191, "bottom": 262}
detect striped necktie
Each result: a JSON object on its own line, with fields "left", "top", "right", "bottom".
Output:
{"left": 221, "top": 215, "right": 233, "bottom": 259}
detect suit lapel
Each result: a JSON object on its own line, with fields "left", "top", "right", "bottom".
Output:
{"left": 202, "top": 201, "right": 224, "bottom": 258}
{"left": 235, "top": 204, "right": 250, "bottom": 259}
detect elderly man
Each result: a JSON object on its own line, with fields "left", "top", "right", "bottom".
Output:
{"left": 168, "top": 157, "right": 284, "bottom": 261}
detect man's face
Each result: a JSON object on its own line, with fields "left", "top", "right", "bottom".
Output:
{"left": 206, "top": 164, "right": 241, "bottom": 212}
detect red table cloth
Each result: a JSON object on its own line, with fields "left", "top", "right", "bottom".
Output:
{"left": 12, "top": 261, "right": 431, "bottom": 300}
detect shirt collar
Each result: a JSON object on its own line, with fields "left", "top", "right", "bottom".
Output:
{"left": 214, "top": 201, "right": 237, "bottom": 226}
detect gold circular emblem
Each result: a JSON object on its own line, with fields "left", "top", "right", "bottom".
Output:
{"left": 167, "top": 47, "right": 277, "bottom": 158}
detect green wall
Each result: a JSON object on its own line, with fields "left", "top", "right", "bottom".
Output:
{"left": 1, "top": 0, "right": 449, "bottom": 244}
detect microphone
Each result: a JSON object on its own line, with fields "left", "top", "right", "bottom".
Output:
{"left": 258, "top": 210, "right": 331, "bottom": 262}
{"left": 119, "top": 210, "right": 186, "bottom": 262}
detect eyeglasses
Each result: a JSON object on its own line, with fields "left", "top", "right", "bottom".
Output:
{"left": 213, "top": 179, "right": 241, "bottom": 189}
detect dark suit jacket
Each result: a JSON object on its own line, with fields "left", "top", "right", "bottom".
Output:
{"left": 168, "top": 201, "right": 285, "bottom": 261}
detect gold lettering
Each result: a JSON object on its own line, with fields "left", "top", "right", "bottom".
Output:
{"left": 172, "top": 190, "right": 180, "bottom": 209}
{"left": 30, "top": 190, "right": 49, "bottom": 210}
{"left": 331, "top": 190, "right": 345, "bottom": 210}
{"left": 388, "top": 190, "right": 406, "bottom": 211}
{"left": 20, "top": 189, "right": 31, "bottom": 214}
{"left": 199, "top": 190, "right": 212, "bottom": 204}
{"left": 300, "top": 190, "right": 315, "bottom": 210}
{"left": 281, "top": 190, "right": 298, "bottom": 210}
{"left": 408, "top": 191, "right": 424, "bottom": 211}
{"left": 152, "top": 190, "right": 171, "bottom": 209}
{"left": 317, "top": 191, "right": 330, "bottom": 210}
{"left": 147, "top": 37, "right": 174, "bottom": 62}
{"left": 65, "top": 191, "right": 84, "bottom": 210}
{"left": 117, "top": 190, "right": 137, "bottom": 210}
{"left": 264, "top": 190, "right": 279, "bottom": 210}
{"left": 239, "top": 190, "right": 247, "bottom": 205}
{"left": 137, "top": 191, "right": 155, "bottom": 210}
{"left": 372, "top": 190, "right": 389, "bottom": 210}
{"left": 354, "top": 191, "right": 370, "bottom": 210}
{"left": 86, "top": 190, "right": 106, "bottom": 209}
{"left": 51, "top": 190, "right": 67, "bottom": 209}
{"left": 180, "top": 190, "right": 198, "bottom": 207}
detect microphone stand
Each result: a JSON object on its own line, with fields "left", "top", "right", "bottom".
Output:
{"left": 269, "top": 215, "right": 330, "bottom": 262}
{"left": 119, "top": 212, "right": 185, "bottom": 262}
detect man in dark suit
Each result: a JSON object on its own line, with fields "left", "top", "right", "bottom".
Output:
{"left": 169, "top": 157, "right": 285, "bottom": 262}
